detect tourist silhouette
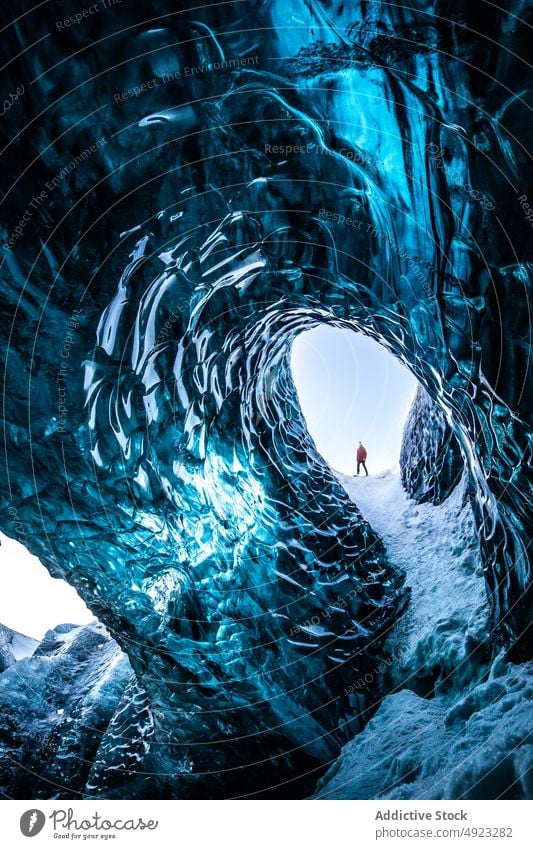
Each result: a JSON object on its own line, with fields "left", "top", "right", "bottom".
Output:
{"left": 356, "top": 441, "right": 368, "bottom": 476}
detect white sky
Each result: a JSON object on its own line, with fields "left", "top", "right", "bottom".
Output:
{"left": 291, "top": 326, "right": 418, "bottom": 475}
{"left": 0, "top": 533, "right": 94, "bottom": 640}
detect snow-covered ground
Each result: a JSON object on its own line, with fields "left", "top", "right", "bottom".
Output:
{"left": 314, "top": 469, "right": 532, "bottom": 799}
{"left": 337, "top": 468, "right": 488, "bottom": 691}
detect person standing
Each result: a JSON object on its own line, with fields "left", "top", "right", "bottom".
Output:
{"left": 356, "top": 441, "right": 368, "bottom": 476}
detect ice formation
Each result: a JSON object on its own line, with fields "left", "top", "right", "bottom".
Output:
{"left": 400, "top": 387, "right": 463, "bottom": 505}
{"left": 0, "top": 0, "right": 531, "bottom": 798}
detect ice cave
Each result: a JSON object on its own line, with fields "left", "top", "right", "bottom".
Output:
{"left": 0, "top": 0, "right": 531, "bottom": 800}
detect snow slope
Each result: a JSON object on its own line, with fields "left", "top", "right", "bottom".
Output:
{"left": 337, "top": 468, "right": 488, "bottom": 693}
{"left": 314, "top": 470, "right": 533, "bottom": 799}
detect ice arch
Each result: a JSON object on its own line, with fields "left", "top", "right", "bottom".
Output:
{"left": 0, "top": 0, "right": 530, "bottom": 797}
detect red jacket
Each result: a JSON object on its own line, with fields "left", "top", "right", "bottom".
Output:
{"left": 356, "top": 445, "right": 367, "bottom": 462}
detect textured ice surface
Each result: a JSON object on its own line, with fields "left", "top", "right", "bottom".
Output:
{"left": 314, "top": 672, "right": 533, "bottom": 800}
{"left": 0, "top": 0, "right": 531, "bottom": 797}
{"left": 400, "top": 387, "right": 464, "bottom": 505}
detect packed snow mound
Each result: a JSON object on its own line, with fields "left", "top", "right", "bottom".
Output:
{"left": 314, "top": 658, "right": 533, "bottom": 800}
{"left": 318, "top": 470, "right": 532, "bottom": 799}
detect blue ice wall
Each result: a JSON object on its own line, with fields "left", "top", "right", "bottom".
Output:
{"left": 401, "top": 386, "right": 464, "bottom": 505}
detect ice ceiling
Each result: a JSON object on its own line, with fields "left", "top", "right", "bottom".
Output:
{"left": 0, "top": 0, "right": 531, "bottom": 798}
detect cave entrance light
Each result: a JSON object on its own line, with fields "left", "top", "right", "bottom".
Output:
{"left": 291, "top": 325, "right": 418, "bottom": 476}
{"left": 0, "top": 533, "right": 95, "bottom": 640}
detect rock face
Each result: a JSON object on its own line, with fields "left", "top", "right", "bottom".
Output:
{"left": 0, "top": 0, "right": 531, "bottom": 797}
{"left": 400, "top": 387, "right": 464, "bottom": 505}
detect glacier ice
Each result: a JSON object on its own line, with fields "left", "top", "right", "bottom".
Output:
{"left": 323, "top": 471, "right": 532, "bottom": 800}
{"left": 0, "top": 624, "right": 37, "bottom": 672}
{"left": 315, "top": 672, "right": 533, "bottom": 800}
{"left": 400, "top": 387, "right": 463, "bottom": 506}
{"left": 0, "top": 0, "right": 531, "bottom": 798}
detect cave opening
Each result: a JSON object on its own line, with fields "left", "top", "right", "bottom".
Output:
{"left": 0, "top": 532, "right": 94, "bottom": 641}
{"left": 290, "top": 324, "right": 419, "bottom": 476}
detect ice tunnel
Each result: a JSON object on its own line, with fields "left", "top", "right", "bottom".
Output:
{"left": 0, "top": 0, "right": 531, "bottom": 799}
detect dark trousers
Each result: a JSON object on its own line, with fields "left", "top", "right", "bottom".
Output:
{"left": 357, "top": 461, "right": 368, "bottom": 476}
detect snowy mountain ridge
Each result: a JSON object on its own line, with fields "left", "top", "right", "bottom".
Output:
{"left": 0, "top": 623, "right": 37, "bottom": 672}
